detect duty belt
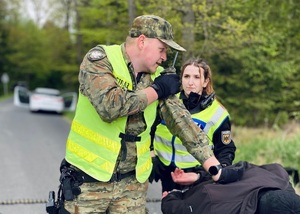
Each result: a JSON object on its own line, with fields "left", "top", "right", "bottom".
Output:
{"left": 75, "top": 167, "right": 136, "bottom": 183}
{"left": 109, "top": 170, "right": 136, "bottom": 182}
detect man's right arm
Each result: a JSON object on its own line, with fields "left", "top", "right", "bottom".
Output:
{"left": 158, "top": 95, "right": 215, "bottom": 164}
{"left": 79, "top": 47, "right": 154, "bottom": 122}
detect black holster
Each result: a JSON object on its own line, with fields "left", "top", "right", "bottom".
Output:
{"left": 59, "top": 159, "right": 83, "bottom": 201}
{"left": 46, "top": 159, "right": 83, "bottom": 214}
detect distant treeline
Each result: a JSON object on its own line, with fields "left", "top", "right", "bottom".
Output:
{"left": 1, "top": 0, "right": 299, "bottom": 126}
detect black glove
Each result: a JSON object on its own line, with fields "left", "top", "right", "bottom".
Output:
{"left": 149, "top": 156, "right": 165, "bottom": 183}
{"left": 152, "top": 68, "right": 180, "bottom": 99}
{"left": 217, "top": 161, "right": 245, "bottom": 184}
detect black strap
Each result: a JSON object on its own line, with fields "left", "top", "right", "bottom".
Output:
{"left": 119, "top": 133, "right": 141, "bottom": 142}
{"left": 119, "top": 133, "right": 141, "bottom": 161}
{"left": 109, "top": 170, "right": 136, "bottom": 183}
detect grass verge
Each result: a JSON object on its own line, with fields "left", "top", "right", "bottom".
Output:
{"left": 232, "top": 121, "right": 300, "bottom": 194}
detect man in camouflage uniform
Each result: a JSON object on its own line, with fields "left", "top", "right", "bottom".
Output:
{"left": 60, "top": 15, "right": 243, "bottom": 214}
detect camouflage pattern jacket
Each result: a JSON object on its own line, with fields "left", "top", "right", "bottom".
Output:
{"left": 76, "top": 44, "right": 213, "bottom": 176}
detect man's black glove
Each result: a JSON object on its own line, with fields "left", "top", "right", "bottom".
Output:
{"left": 217, "top": 161, "right": 245, "bottom": 184}
{"left": 149, "top": 156, "right": 165, "bottom": 183}
{"left": 152, "top": 68, "right": 180, "bottom": 99}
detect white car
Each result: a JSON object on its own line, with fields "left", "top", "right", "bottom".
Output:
{"left": 14, "top": 86, "right": 77, "bottom": 114}
{"left": 29, "top": 87, "right": 65, "bottom": 113}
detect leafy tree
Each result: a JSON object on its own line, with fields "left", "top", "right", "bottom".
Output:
{"left": 74, "top": 0, "right": 129, "bottom": 53}
{"left": 1, "top": 0, "right": 299, "bottom": 126}
{"left": 0, "top": 0, "right": 9, "bottom": 76}
{"left": 0, "top": 1, "right": 11, "bottom": 92}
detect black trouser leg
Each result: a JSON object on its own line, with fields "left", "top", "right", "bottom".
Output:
{"left": 257, "top": 189, "right": 300, "bottom": 214}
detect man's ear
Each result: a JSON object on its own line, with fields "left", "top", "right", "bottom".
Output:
{"left": 137, "top": 34, "right": 146, "bottom": 49}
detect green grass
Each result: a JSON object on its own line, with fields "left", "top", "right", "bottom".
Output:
{"left": 232, "top": 123, "right": 300, "bottom": 194}
{"left": 233, "top": 124, "right": 300, "bottom": 169}
{"left": 63, "top": 111, "right": 75, "bottom": 122}
{"left": 0, "top": 93, "right": 12, "bottom": 101}
{"left": 235, "top": 133, "right": 300, "bottom": 169}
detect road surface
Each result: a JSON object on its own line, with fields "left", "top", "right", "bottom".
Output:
{"left": 0, "top": 98, "right": 162, "bottom": 214}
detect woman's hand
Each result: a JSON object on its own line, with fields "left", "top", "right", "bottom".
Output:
{"left": 171, "top": 168, "right": 200, "bottom": 185}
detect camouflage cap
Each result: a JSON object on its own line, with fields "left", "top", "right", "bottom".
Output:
{"left": 129, "top": 15, "right": 186, "bottom": 52}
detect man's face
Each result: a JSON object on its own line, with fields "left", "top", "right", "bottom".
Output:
{"left": 140, "top": 37, "right": 168, "bottom": 73}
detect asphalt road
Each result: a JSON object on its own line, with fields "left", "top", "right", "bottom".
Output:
{"left": 0, "top": 98, "right": 162, "bottom": 214}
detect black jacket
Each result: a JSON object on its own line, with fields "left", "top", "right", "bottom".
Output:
{"left": 161, "top": 162, "right": 295, "bottom": 214}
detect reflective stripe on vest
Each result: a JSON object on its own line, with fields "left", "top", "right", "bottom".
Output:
{"left": 66, "top": 45, "right": 161, "bottom": 183}
{"left": 154, "top": 99, "right": 229, "bottom": 168}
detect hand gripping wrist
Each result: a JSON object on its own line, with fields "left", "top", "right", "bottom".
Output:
{"left": 152, "top": 73, "right": 180, "bottom": 99}
{"left": 217, "top": 161, "right": 245, "bottom": 184}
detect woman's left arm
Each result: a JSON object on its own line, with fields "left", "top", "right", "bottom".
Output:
{"left": 212, "top": 117, "right": 236, "bottom": 166}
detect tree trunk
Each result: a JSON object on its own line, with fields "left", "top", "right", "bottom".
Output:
{"left": 128, "top": 0, "right": 136, "bottom": 27}
{"left": 181, "top": 1, "right": 195, "bottom": 60}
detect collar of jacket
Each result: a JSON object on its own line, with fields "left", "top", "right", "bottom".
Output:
{"left": 180, "top": 91, "right": 214, "bottom": 114}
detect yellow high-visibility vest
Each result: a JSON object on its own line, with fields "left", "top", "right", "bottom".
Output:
{"left": 66, "top": 45, "right": 161, "bottom": 183}
{"left": 154, "top": 99, "right": 229, "bottom": 169}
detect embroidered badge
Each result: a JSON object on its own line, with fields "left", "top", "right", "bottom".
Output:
{"left": 221, "top": 130, "right": 231, "bottom": 145}
{"left": 87, "top": 50, "right": 105, "bottom": 61}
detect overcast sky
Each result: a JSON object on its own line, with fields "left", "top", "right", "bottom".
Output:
{"left": 21, "top": 0, "right": 58, "bottom": 27}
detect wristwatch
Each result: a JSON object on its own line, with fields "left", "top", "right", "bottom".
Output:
{"left": 208, "top": 164, "right": 222, "bottom": 176}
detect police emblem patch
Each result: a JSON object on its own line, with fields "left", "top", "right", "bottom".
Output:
{"left": 87, "top": 50, "right": 105, "bottom": 61}
{"left": 221, "top": 130, "right": 231, "bottom": 145}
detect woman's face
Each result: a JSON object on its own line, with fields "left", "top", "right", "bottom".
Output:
{"left": 181, "top": 65, "right": 209, "bottom": 97}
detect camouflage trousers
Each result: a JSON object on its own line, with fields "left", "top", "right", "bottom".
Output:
{"left": 64, "top": 176, "right": 149, "bottom": 214}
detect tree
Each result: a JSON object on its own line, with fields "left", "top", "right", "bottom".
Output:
{"left": 1, "top": 0, "right": 299, "bottom": 125}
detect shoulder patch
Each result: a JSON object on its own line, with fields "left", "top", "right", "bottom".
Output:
{"left": 87, "top": 50, "right": 105, "bottom": 61}
{"left": 221, "top": 130, "right": 231, "bottom": 145}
